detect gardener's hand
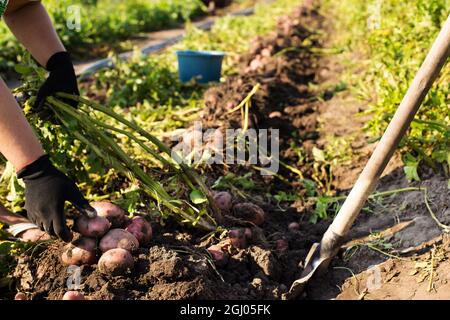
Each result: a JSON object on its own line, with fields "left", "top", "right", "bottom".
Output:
{"left": 34, "top": 51, "right": 79, "bottom": 111}
{"left": 17, "top": 155, "right": 97, "bottom": 242}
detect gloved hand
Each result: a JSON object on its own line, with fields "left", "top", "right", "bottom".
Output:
{"left": 17, "top": 155, "right": 97, "bottom": 242}
{"left": 34, "top": 51, "right": 79, "bottom": 111}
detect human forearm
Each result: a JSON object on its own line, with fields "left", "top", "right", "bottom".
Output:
{"left": 0, "top": 79, "right": 44, "bottom": 171}
{"left": 4, "top": 1, "right": 65, "bottom": 66}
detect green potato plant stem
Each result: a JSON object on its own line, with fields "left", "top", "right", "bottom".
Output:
{"left": 46, "top": 95, "right": 218, "bottom": 231}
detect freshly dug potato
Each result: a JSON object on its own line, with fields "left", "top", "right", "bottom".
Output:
{"left": 226, "top": 228, "right": 247, "bottom": 249}
{"left": 276, "top": 239, "right": 289, "bottom": 251}
{"left": 14, "top": 292, "right": 27, "bottom": 300}
{"left": 244, "top": 228, "right": 253, "bottom": 240}
{"left": 62, "top": 291, "right": 85, "bottom": 300}
{"left": 288, "top": 222, "right": 300, "bottom": 231}
{"left": 20, "top": 228, "right": 51, "bottom": 242}
{"left": 232, "top": 202, "right": 265, "bottom": 226}
{"left": 213, "top": 191, "right": 233, "bottom": 212}
{"left": 125, "top": 216, "right": 152, "bottom": 246}
{"left": 99, "top": 229, "right": 139, "bottom": 253}
{"left": 207, "top": 245, "right": 229, "bottom": 267}
{"left": 74, "top": 216, "right": 110, "bottom": 238}
{"left": 91, "top": 201, "right": 128, "bottom": 228}
{"left": 98, "top": 248, "right": 134, "bottom": 276}
{"left": 61, "top": 237, "right": 97, "bottom": 266}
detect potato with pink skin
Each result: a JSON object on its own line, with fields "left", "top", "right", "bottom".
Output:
{"left": 228, "top": 228, "right": 247, "bottom": 248}
{"left": 213, "top": 191, "right": 233, "bottom": 212}
{"left": 74, "top": 216, "right": 111, "bottom": 238}
{"left": 61, "top": 237, "right": 97, "bottom": 266}
{"left": 244, "top": 228, "right": 252, "bottom": 240}
{"left": 288, "top": 222, "right": 300, "bottom": 231}
{"left": 98, "top": 248, "right": 134, "bottom": 276}
{"left": 20, "top": 228, "right": 51, "bottom": 242}
{"left": 91, "top": 201, "right": 128, "bottom": 228}
{"left": 207, "top": 245, "right": 229, "bottom": 267}
{"left": 14, "top": 292, "right": 27, "bottom": 300}
{"left": 125, "top": 216, "right": 152, "bottom": 246}
{"left": 62, "top": 291, "right": 85, "bottom": 300}
{"left": 276, "top": 239, "right": 289, "bottom": 251}
{"left": 232, "top": 203, "right": 265, "bottom": 226}
{"left": 99, "top": 229, "right": 139, "bottom": 253}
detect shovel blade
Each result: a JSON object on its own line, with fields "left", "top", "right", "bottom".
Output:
{"left": 282, "top": 239, "right": 339, "bottom": 300}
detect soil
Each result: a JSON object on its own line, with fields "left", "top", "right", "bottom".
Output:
{"left": 7, "top": 0, "right": 449, "bottom": 300}
{"left": 336, "top": 234, "right": 450, "bottom": 300}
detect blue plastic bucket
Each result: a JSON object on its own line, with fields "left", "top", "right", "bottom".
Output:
{"left": 176, "top": 50, "right": 225, "bottom": 83}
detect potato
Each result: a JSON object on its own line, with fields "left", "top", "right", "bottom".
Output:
{"left": 244, "top": 228, "right": 253, "bottom": 240}
{"left": 232, "top": 203, "right": 265, "bottom": 226}
{"left": 91, "top": 201, "right": 128, "bottom": 228}
{"left": 99, "top": 229, "right": 139, "bottom": 253}
{"left": 248, "top": 57, "right": 264, "bottom": 72}
{"left": 20, "top": 228, "right": 51, "bottom": 242}
{"left": 276, "top": 239, "right": 289, "bottom": 251}
{"left": 288, "top": 222, "right": 300, "bottom": 231}
{"left": 98, "top": 248, "right": 134, "bottom": 276}
{"left": 62, "top": 291, "right": 85, "bottom": 300}
{"left": 74, "top": 216, "right": 111, "bottom": 238}
{"left": 207, "top": 245, "right": 229, "bottom": 267}
{"left": 125, "top": 216, "right": 152, "bottom": 246}
{"left": 213, "top": 191, "right": 233, "bottom": 212}
{"left": 227, "top": 229, "right": 247, "bottom": 248}
{"left": 14, "top": 292, "right": 27, "bottom": 300}
{"left": 61, "top": 237, "right": 97, "bottom": 266}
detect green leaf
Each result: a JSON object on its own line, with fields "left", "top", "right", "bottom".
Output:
{"left": 189, "top": 189, "right": 207, "bottom": 204}
{"left": 312, "top": 147, "right": 326, "bottom": 162}
{"left": 274, "top": 191, "right": 298, "bottom": 203}
{"left": 236, "top": 173, "right": 255, "bottom": 190}
{"left": 303, "top": 179, "right": 316, "bottom": 197}
{"left": 404, "top": 165, "right": 420, "bottom": 182}
{"left": 431, "top": 150, "right": 448, "bottom": 164}
{"left": 14, "top": 64, "right": 33, "bottom": 75}
{"left": 311, "top": 197, "right": 330, "bottom": 222}
{"left": 403, "top": 153, "right": 421, "bottom": 182}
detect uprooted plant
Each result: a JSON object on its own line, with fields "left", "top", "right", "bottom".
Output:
{"left": 5, "top": 56, "right": 222, "bottom": 232}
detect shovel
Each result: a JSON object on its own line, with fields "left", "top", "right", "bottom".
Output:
{"left": 284, "top": 14, "right": 450, "bottom": 300}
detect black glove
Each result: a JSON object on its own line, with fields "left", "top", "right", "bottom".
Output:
{"left": 17, "top": 155, "right": 97, "bottom": 242}
{"left": 34, "top": 51, "right": 79, "bottom": 111}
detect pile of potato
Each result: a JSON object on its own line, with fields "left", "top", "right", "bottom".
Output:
{"left": 207, "top": 191, "right": 268, "bottom": 265}
{"left": 61, "top": 201, "right": 153, "bottom": 276}
{"left": 14, "top": 192, "right": 300, "bottom": 300}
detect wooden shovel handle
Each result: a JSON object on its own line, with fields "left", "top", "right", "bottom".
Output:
{"left": 329, "top": 14, "right": 450, "bottom": 237}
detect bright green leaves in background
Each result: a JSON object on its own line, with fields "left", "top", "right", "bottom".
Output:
{"left": 327, "top": 0, "right": 449, "bottom": 179}
{"left": 0, "top": 0, "right": 206, "bottom": 74}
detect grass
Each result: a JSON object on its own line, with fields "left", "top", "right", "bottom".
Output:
{"left": 323, "top": 0, "right": 450, "bottom": 180}
{"left": 0, "top": 0, "right": 206, "bottom": 74}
